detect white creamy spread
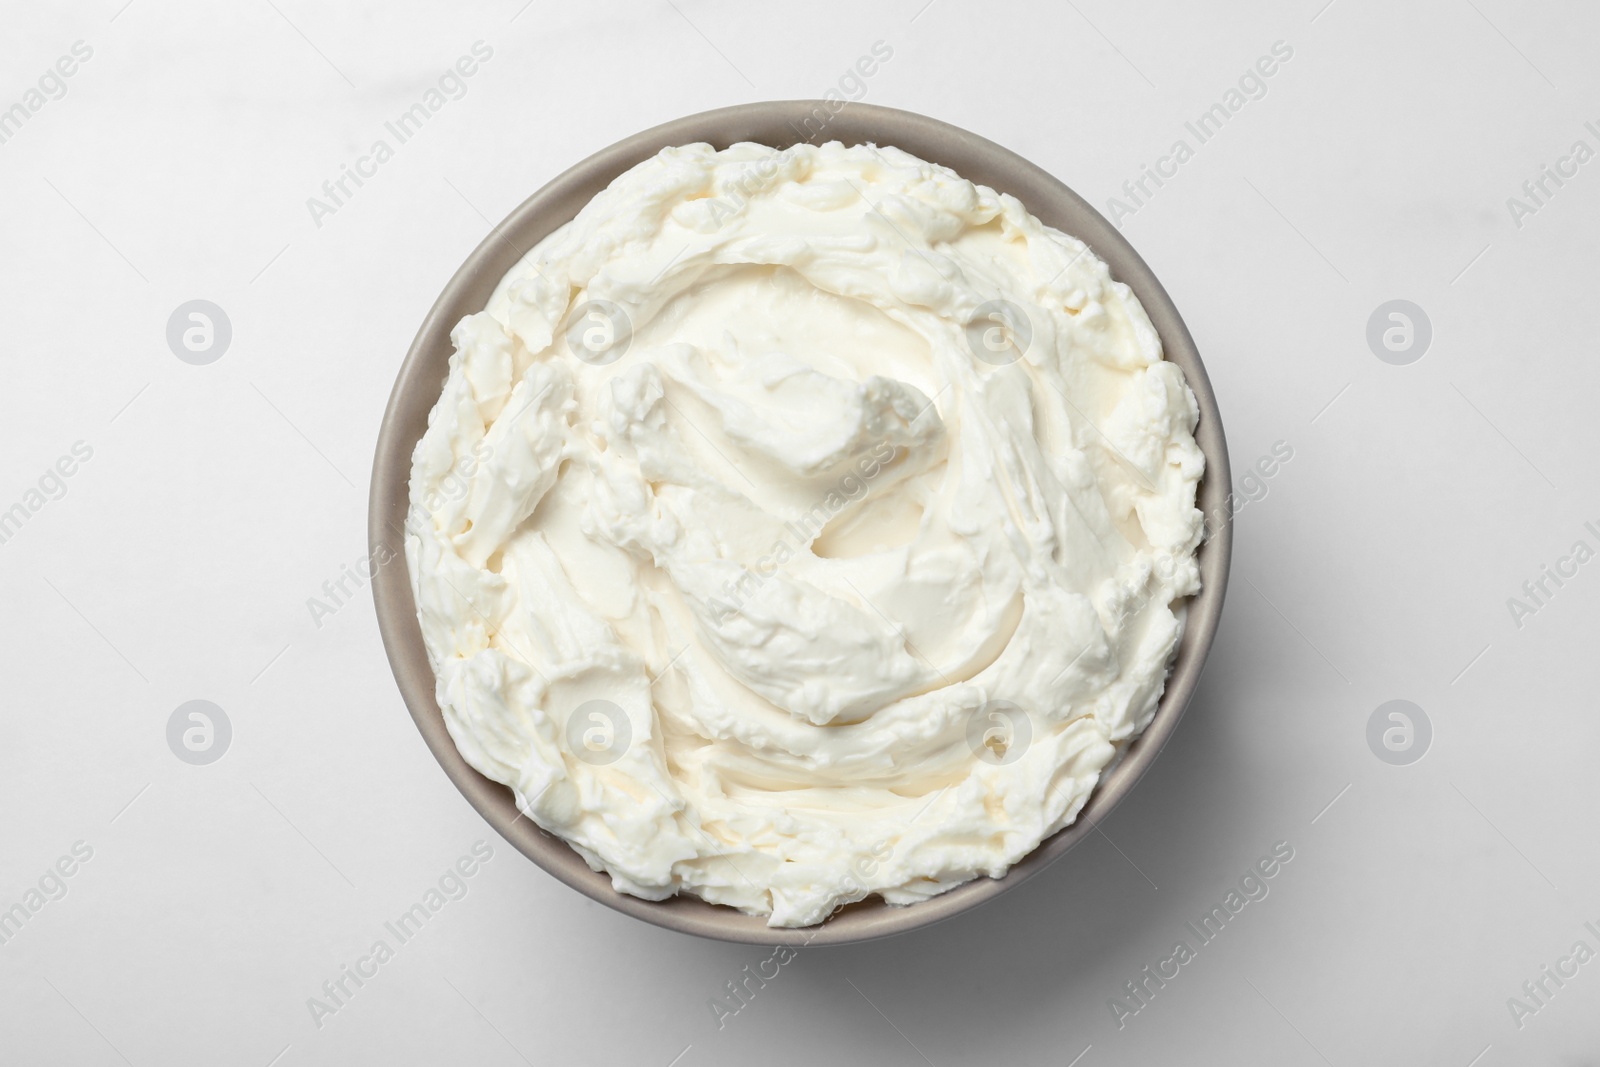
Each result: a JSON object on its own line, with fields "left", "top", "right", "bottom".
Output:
{"left": 407, "top": 141, "right": 1205, "bottom": 927}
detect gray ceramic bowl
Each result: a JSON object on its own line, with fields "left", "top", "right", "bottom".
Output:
{"left": 370, "top": 100, "right": 1232, "bottom": 946}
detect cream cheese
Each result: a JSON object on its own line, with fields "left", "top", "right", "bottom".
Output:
{"left": 407, "top": 141, "right": 1205, "bottom": 927}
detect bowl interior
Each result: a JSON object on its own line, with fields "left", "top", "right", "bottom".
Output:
{"left": 369, "top": 100, "right": 1232, "bottom": 946}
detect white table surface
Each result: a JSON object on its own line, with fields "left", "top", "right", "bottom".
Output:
{"left": 3, "top": 1, "right": 1597, "bottom": 1064}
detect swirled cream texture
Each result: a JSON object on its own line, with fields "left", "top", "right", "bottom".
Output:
{"left": 407, "top": 142, "right": 1205, "bottom": 927}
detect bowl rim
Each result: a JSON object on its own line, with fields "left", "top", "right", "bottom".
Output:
{"left": 369, "top": 99, "right": 1232, "bottom": 947}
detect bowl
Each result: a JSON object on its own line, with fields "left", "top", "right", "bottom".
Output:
{"left": 370, "top": 100, "right": 1232, "bottom": 946}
